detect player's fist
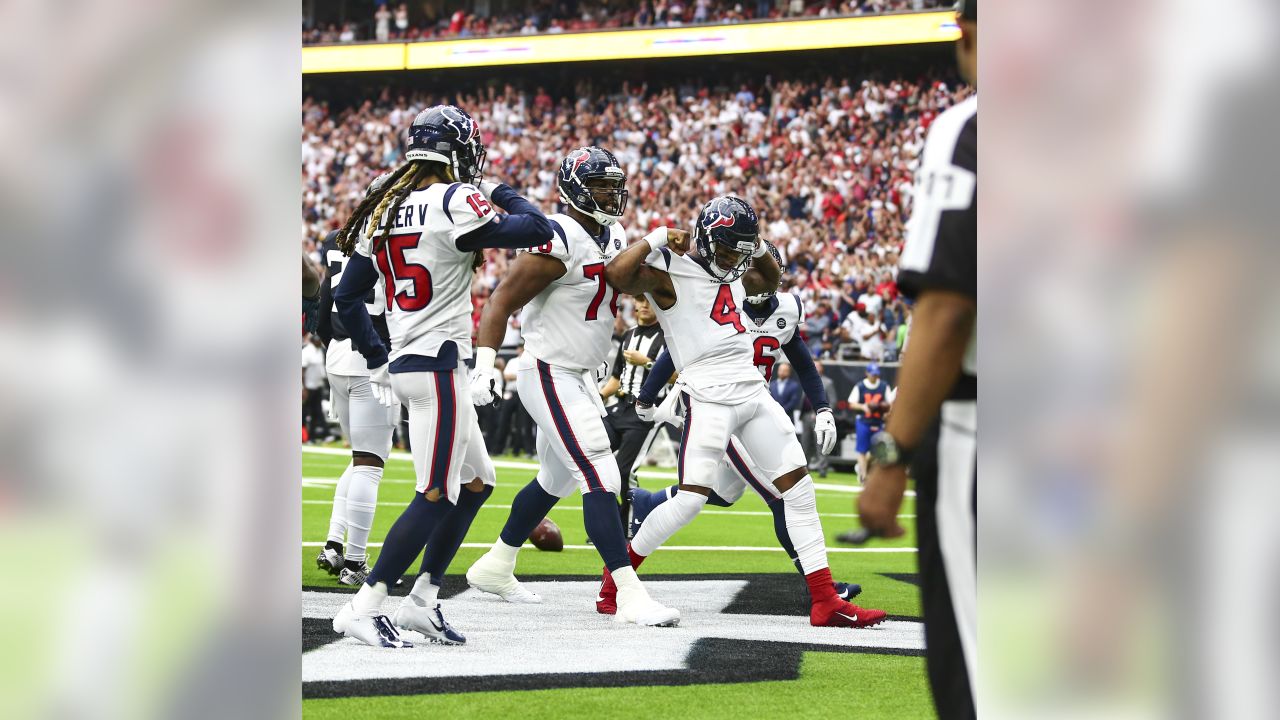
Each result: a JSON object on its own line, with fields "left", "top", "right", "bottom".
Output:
{"left": 469, "top": 367, "right": 500, "bottom": 406}
{"left": 815, "top": 408, "right": 837, "bottom": 455}
{"left": 369, "top": 364, "right": 399, "bottom": 409}
{"left": 667, "top": 229, "right": 691, "bottom": 255}
{"left": 478, "top": 181, "right": 501, "bottom": 200}
{"left": 635, "top": 401, "right": 657, "bottom": 423}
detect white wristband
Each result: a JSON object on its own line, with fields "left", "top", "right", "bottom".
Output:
{"left": 474, "top": 346, "right": 497, "bottom": 374}
{"left": 644, "top": 226, "right": 669, "bottom": 252}
{"left": 751, "top": 240, "right": 767, "bottom": 258}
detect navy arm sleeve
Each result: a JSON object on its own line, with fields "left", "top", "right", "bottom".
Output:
{"left": 455, "top": 184, "right": 553, "bottom": 252}
{"left": 333, "top": 252, "right": 389, "bottom": 369}
{"left": 781, "top": 333, "right": 830, "bottom": 410}
{"left": 637, "top": 350, "right": 675, "bottom": 406}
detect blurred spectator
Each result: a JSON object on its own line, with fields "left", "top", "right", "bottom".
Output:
{"left": 301, "top": 335, "right": 327, "bottom": 443}
{"left": 769, "top": 362, "right": 803, "bottom": 434}
{"left": 375, "top": 4, "right": 392, "bottom": 42}
{"left": 304, "top": 0, "right": 947, "bottom": 44}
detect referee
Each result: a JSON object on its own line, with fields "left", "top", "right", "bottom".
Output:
{"left": 601, "top": 295, "right": 667, "bottom": 485}
{"left": 860, "top": 1, "right": 977, "bottom": 718}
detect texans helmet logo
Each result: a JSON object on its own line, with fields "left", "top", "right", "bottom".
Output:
{"left": 703, "top": 212, "right": 736, "bottom": 231}
{"left": 440, "top": 106, "right": 478, "bottom": 142}
{"left": 562, "top": 149, "right": 591, "bottom": 182}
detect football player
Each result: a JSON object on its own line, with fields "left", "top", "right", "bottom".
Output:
{"left": 614, "top": 241, "right": 871, "bottom": 609}
{"left": 602, "top": 195, "right": 886, "bottom": 628}
{"left": 314, "top": 222, "right": 396, "bottom": 587}
{"left": 465, "top": 147, "right": 679, "bottom": 627}
{"left": 329, "top": 105, "right": 555, "bottom": 648}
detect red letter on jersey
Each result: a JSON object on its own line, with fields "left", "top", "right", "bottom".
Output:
{"left": 710, "top": 284, "right": 745, "bottom": 333}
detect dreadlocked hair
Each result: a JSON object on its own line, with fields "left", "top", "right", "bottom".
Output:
{"left": 334, "top": 160, "right": 453, "bottom": 256}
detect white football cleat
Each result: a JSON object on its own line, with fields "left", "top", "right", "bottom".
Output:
{"left": 616, "top": 584, "right": 680, "bottom": 627}
{"left": 332, "top": 601, "right": 413, "bottom": 648}
{"left": 394, "top": 599, "right": 466, "bottom": 645}
{"left": 465, "top": 552, "right": 542, "bottom": 604}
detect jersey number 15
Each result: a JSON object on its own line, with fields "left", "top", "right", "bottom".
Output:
{"left": 374, "top": 233, "right": 432, "bottom": 312}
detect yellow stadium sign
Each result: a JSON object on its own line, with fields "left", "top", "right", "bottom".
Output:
{"left": 303, "top": 12, "right": 959, "bottom": 74}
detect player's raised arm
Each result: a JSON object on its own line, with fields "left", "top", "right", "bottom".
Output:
{"left": 604, "top": 227, "right": 683, "bottom": 298}
{"left": 455, "top": 182, "right": 554, "bottom": 252}
{"left": 741, "top": 239, "right": 781, "bottom": 298}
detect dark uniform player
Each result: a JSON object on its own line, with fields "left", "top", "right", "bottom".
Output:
{"left": 860, "top": 1, "right": 978, "bottom": 717}
{"left": 601, "top": 294, "right": 668, "bottom": 488}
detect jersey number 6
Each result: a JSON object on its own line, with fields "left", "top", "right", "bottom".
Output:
{"left": 374, "top": 233, "right": 432, "bottom": 312}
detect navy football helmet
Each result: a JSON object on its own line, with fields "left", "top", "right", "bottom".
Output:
{"left": 693, "top": 195, "right": 760, "bottom": 282}
{"left": 745, "top": 240, "right": 783, "bottom": 304}
{"left": 405, "top": 105, "right": 486, "bottom": 184}
{"left": 558, "top": 146, "right": 628, "bottom": 226}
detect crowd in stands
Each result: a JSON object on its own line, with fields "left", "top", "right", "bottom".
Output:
{"left": 302, "top": 71, "right": 970, "bottom": 363}
{"left": 303, "top": 0, "right": 945, "bottom": 45}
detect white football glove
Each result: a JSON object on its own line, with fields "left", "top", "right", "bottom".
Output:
{"left": 815, "top": 408, "right": 837, "bottom": 455}
{"left": 478, "top": 181, "right": 501, "bottom": 200}
{"left": 469, "top": 346, "right": 500, "bottom": 406}
{"left": 369, "top": 364, "right": 399, "bottom": 409}
{"left": 635, "top": 401, "right": 657, "bottom": 423}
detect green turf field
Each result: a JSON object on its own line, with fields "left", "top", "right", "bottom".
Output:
{"left": 302, "top": 446, "right": 931, "bottom": 718}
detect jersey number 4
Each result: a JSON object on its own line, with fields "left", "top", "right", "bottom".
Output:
{"left": 709, "top": 284, "right": 745, "bottom": 333}
{"left": 373, "top": 233, "right": 432, "bottom": 312}
{"left": 582, "top": 262, "right": 619, "bottom": 321}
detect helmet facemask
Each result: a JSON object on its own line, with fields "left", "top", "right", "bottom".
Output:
{"left": 562, "top": 168, "right": 628, "bottom": 227}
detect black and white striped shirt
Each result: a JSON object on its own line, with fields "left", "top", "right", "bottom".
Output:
{"left": 899, "top": 94, "right": 977, "bottom": 398}
{"left": 611, "top": 322, "right": 665, "bottom": 399}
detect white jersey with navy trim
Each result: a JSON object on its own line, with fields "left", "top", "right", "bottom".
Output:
{"left": 519, "top": 214, "right": 626, "bottom": 371}
{"left": 355, "top": 181, "right": 494, "bottom": 362}
{"left": 644, "top": 250, "right": 764, "bottom": 402}
{"left": 743, "top": 292, "right": 804, "bottom": 381}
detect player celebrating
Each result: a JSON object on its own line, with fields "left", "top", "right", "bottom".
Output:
{"left": 602, "top": 195, "right": 885, "bottom": 628}
{"left": 330, "top": 105, "right": 555, "bottom": 648}
{"left": 314, "top": 225, "right": 396, "bottom": 586}
{"left": 465, "top": 147, "right": 680, "bottom": 627}
{"left": 611, "top": 242, "right": 870, "bottom": 609}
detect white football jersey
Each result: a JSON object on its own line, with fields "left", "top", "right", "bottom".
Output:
{"left": 520, "top": 214, "right": 626, "bottom": 371}
{"left": 355, "top": 181, "right": 494, "bottom": 362}
{"left": 324, "top": 244, "right": 387, "bottom": 377}
{"left": 644, "top": 249, "right": 764, "bottom": 401}
{"left": 742, "top": 292, "right": 804, "bottom": 382}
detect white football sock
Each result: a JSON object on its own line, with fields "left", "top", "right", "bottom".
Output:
{"left": 343, "top": 464, "right": 382, "bottom": 562}
{"left": 352, "top": 581, "right": 388, "bottom": 615}
{"left": 611, "top": 566, "right": 641, "bottom": 591}
{"left": 326, "top": 462, "right": 354, "bottom": 545}
{"left": 631, "top": 490, "right": 707, "bottom": 557}
{"left": 407, "top": 574, "right": 441, "bottom": 607}
{"left": 489, "top": 538, "right": 521, "bottom": 563}
{"left": 781, "top": 476, "right": 829, "bottom": 574}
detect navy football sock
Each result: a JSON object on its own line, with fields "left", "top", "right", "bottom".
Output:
{"left": 768, "top": 499, "right": 804, "bottom": 574}
{"left": 633, "top": 485, "right": 675, "bottom": 518}
{"left": 367, "top": 492, "right": 454, "bottom": 587}
{"left": 582, "top": 490, "right": 630, "bottom": 571}
{"left": 420, "top": 483, "right": 494, "bottom": 579}
{"left": 498, "top": 479, "right": 561, "bottom": 548}
{"left": 706, "top": 490, "right": 734, "bottom": 507}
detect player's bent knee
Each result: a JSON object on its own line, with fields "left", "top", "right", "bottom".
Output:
{"left": 424, "top": 488, "right": 444, "bottom": 502}
{"left": 463, "top": 477, "right": 485, "bottom": 493}
{"left": 352, "top": 451, "right": 384, "bottom": 468}
{"left": 772, "top": 467, "right": 809, "bottom": 494}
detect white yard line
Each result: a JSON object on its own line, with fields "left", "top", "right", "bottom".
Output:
{"left": 301, "top": 446, "right": 917, "bottom": 497}
{"left": 300, "top": 541, "right": 915, "bottom": 553}
{"left": 298, "top": 498, "right": 912, "bottom": 520}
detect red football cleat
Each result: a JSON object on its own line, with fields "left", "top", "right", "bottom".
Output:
{"left": 596, "top": 567, "right": 617, "bottom": 615}
{"left": 811, "top": 598, "right": 887, "bottom": 628}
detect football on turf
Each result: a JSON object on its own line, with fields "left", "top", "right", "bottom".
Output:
{"left": 529, "top": 517, "right": 563, "bottom": 552}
